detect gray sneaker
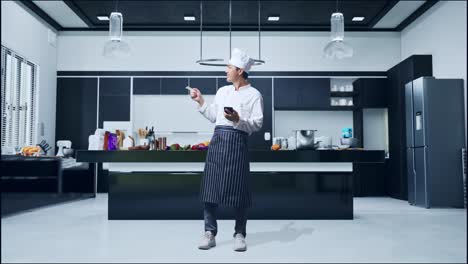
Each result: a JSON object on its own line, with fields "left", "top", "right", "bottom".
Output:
{"left": 233, "top": 233, "right": 247, "bottom": 252}
{"left": 198, "top": 231, "right": 216, "bottom": 250}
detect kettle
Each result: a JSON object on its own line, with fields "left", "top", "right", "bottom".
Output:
{"left": 294, "top": 130, "right": 320, "bottom": 150}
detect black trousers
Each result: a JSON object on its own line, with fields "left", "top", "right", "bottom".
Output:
{"left": 204, "top": 202, "right": 247, "bottom": 237}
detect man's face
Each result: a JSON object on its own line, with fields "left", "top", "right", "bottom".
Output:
{"left": 225, "top": 64, "right": 242, "bottom": 82}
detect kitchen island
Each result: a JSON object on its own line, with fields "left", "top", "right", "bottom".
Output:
{"left": 76, "top": 150, "right": 385, "bottom": 220}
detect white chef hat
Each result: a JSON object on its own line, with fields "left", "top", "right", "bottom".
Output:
{"left": 228, "top": 48, "right": 255, "bottom": 73}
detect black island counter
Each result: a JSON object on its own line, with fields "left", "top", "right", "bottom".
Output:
{"left": 76, "top": 150, "right": 385, "bottom": 220}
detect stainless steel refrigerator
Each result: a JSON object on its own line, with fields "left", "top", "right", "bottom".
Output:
{"left": 405, "top": 77, "right": 465, "bottom": 208}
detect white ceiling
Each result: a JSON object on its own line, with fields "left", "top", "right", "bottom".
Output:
{"left": 373, "top": 0, "right": 426, "bottom": 28}
{"left": 32, "top": 0, "right": 88, "bottom": 28}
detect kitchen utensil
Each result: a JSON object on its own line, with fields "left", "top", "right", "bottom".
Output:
{"left": 56, "top": 140, "right": 72, "bottom": 156}
{"left": 116, "top": 130, "right": 125, "bottom": 148}
{"left": 38, "top": 140, "right": 51, "bottom": 155}
{"left": 281, "top": 138, "right": 288, "bottom": 150}
{"left": 287, "top": 136, "right": 296, "bottom": 150}
{"left": 342, "top": 128, "right": 353, "bottom": 138}
{"left": 273, "top": 137, "right": 281, "bottom": 146}
{"left": 140, "top": 138, "right": 149, "bottom": 146}
{"left": 63, "top": 148, "right": 74, "bottom": 157}
{"left": 128, "top": 145, "right": 150, "bottom": 151}
{"left": 316, "top": 136, "right": 332, "bottom": 149}
{"left": 340, "top": 137, "right": 359, "bottom": 148}
{"left": 295, "top": 130, "right": 319, "bottom": 150}
{"left": 122, "top": 136, "right": 134, "bottom": 150}
{"left": 146, "top": 126, "right": 156, "bottom": 150}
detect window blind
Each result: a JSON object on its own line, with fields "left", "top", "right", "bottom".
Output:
{"left": 1, "top": 45, "right": 38, "bottom": 150}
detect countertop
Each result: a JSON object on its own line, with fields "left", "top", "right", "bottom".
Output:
{"left": 76, "top": 149, "right": 385, "bottom": 163}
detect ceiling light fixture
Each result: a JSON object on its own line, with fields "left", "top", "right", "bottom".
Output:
{"left": 184, "top": 16, "right": 196, "bottom": 21}
{"left": 352, "top": 16, "right": 365, "bottom": 22}
{"left": 195, "top": 0, "right": 225, "bottom": 66}
{"left": 267, "top": 16, "right": 280, "bottom": 21}
{"left": 252, "top": 0, "right": 265, "bottom": 65}
{"left": 196, "top": 0, "right": 265, "bottom": 66}
{"left": 323, "top": 0, "right": 353, "bottom": 59}
{"left": 102, "top": 0, "right": 130, "bottom": 58}
{"left": 97, "top": 15, "right": 109, "bottom": 21}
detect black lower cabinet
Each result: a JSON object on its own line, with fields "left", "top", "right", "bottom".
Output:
{"left": 97, "top": 164, "right": 109, "bottom": 193}
{"left": 1, "top": 157, "right": 94, "bottom": 216}
{"left": 108, "top": 171, "right": 353, "bottom": 220}
{"left": 353, "top": 162, "right": 387, "bottom": 197}
{"left": 62, "top": 164, "right": 95, "bottom": 193}
{"left": 1, "top": 157, "right": 62, "bottom": 193}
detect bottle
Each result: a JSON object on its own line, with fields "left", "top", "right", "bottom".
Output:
{"left": 123, "top": 136, "right": 134, "bottom": 150}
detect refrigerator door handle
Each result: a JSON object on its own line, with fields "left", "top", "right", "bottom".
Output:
{"left": 423, "top": 146, "right": 429, "bottom": 208}
{"left": 412, "top": 149, "right": 417, "bottom": 203}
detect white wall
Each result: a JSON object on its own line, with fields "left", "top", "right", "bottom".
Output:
{"left": 363, "top": 108, "right": 388, "bottom": 152}
{"left": 133, "top": 95, "right": 216, "bottom": 133}
{"left": 56, "top": 31, "right": 400, "bottom": 149}
{"left": 57, "top": 31, "right": 401, "bottom": 72}
{"left": 274, "top": 111, "right": 354, "bottom": 147}
{"left": 401, "top": 1, "right": 467, "bottom": 145}
{"left": 1, "top": 1, "right": 57, "bottom": 152}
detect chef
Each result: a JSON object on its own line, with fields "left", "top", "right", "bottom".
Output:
{"left": 190, "top": 48, "right": 263, "bottom": 252}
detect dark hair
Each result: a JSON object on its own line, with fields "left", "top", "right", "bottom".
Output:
{"left": 242, "top": 71, "right": 249, "bottom": 80}
{"left": 236, "top": 67, "right": 249, "bottom": 80}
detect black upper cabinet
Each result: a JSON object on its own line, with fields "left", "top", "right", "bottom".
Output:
{"left": 217, "top": 77, "right": 230, "bottom": 89}
{"left": 99, "top": 78, "right": 131, "bottom": 127}
{"left": 56, "top": 78, "right": 97, "bottom": 150}
{"left": 99, "top": 78, "right": 131, "bottom": 96}
{"left": 249, "top": 78, "right": 273, "bottom": 150}
{"left": 274, "top": 79, "right": 301, "bottom": 109}
{"left": 133, "top": 78, "right": 161, "bottom": 95}
{"left": 353, "top": 78, "right": 388, "bottom": 108}
{"left": 274, "top": 78, "right": 330, "bottom": 110}
{"left": 189, "top": 78, "right": 217, "bottom": 95}
{"left": 161, "top": 78, "right": 189, "bottom": 94}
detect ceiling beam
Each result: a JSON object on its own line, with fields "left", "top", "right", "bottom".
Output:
{"left": 63, "top": 0, "right": 95, "bottom": 28}
{"left": 368, "top": 0, "right": 400, "bottom": 28}
{"left": 396, "top": 0, "right": 439, "bottom": 31}
{"left": 61, "top": 24, "right": 398, "bottom": 32}
{"left": 19, "top": 0, "right": 63, "bottom": 31}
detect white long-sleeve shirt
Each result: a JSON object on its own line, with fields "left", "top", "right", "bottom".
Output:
{"left": 197, "top": 84, "right": 263, "bottom": 135}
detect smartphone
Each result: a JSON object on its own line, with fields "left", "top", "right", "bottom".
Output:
{"left": 224, "top": 107, "right": 234, "bottom": 114}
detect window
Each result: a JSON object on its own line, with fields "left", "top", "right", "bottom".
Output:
{"left": 1, "top": 45, "right": 38, "bottom": 150}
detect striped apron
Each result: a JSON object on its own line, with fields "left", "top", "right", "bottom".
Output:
{"left": 200, "top": 125, "right": 252, "bottom": 208}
